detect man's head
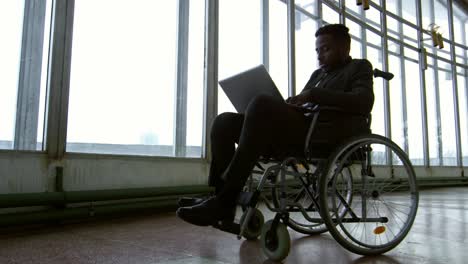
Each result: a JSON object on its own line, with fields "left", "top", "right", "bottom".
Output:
{"left": 315, "top": 24, "right": 351, "bottom": 72}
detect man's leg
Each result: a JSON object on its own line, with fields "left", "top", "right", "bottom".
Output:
{"left": 177, "top": 95, "right": 310, "bottom": 226}
{"left": 208, "top": 112, "right": 244, "bottom": 193}
{"left": 216, "top": 95, "right": 310, "bottom": 206}
{"left": 178, "top": 112, "right": 243, "bottom": 208}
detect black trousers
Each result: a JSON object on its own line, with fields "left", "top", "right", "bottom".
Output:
{"left": 208, "top": 95, "right": 312, "bottom": 206}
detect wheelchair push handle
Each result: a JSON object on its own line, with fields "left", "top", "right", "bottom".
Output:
{"left": 373, "top": 68, "right": 394, "bottom": 81}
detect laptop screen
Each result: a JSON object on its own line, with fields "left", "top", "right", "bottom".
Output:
{"left": 219, "top": 65, "right": 284, "bottom": 113}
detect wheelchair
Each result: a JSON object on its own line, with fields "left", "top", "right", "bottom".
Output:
{"left": 212, "top": 69, "right": 419, "bottom": 262}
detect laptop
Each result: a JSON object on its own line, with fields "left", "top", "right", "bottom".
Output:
{"left": 219, "top": 65, "right": 284, "bottom": 113}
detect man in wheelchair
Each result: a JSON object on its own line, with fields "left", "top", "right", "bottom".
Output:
{"left": 177, "top": 24, "right": 374, "bottom": 227}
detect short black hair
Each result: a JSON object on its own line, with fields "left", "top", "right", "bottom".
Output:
{"left": 315, "top": 24, "right": 351, "bottom": 49}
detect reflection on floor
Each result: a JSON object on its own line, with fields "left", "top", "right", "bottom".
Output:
{"left": 0, "top": 187, "right": 467, "bottom": 264}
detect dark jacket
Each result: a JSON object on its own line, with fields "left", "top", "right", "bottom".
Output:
{"left": 301, "top": 58, "right": 374, "bottom": 150}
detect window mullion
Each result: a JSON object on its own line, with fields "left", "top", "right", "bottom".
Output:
{"left": 287, "top": 0, "right": 296, "bottom": 97}
{"left": 14, "top": 0, "right": 47, "bottom": 150}
{"left": 447, "top": 0, "right": 463, "bottom": 167}
{"left": 45, "top": 0, "right": 74, "bottom": 160}
{"left": 261, "top": 0, "right": 270, "bottom": 71}
{"left": 317, "top": 0, "right": 322, "bottom": 26}
{"left": 416, "top": 0, "right": 430, "bottom": 166}
{"left": 360, "top": 8, "right": 366, "bottom": 58}
{"left": 339, "top": 0, "right": 345, "bottom": 24}
{"left": 174, "top": 0, "right": 190, "bottom": 157}
{"left": 397, "top": 0, "right": 409, "bottom": 155}
{"left": 381, "top": 0, "right": 392, "bottom": 165}
{"left": 202, "top": 0, "right": 218, "bottom": 160}
{"left": 429, "top": 0, "right": 443, "bottom": 165}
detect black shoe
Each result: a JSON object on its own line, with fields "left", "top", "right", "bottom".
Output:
{"left": 176, "top": 197, "right": 235, "bottom": 226}
{"left": 177, "top": 197, "right": 207, "bottom": 207}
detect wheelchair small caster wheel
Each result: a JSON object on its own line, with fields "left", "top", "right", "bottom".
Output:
{"left": 240, "top": 208, "right": 264, "bottom": 240}
{"left": 260, "top": 220, "right": 290, "bottom": 262}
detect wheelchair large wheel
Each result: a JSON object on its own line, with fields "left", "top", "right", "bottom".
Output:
{"left": 319, "top": 134, "right": 419, "bottom": 255}
{"left": 270, "top": 161, "right": 345, "bottom": 235}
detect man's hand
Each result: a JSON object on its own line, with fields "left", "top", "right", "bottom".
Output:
{"left": 286, "top": 93, "right": 310, "bottom": 106}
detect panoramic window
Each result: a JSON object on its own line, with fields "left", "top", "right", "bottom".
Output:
{"left": 3, "top": 0, "right": 466, "bottom": 167}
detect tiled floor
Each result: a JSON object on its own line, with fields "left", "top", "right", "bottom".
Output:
{"left": 0, "top": 186, "right": 467, "bottom": 264}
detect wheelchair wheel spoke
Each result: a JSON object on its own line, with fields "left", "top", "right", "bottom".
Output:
{"left": 379, "top": 199, "right": 410, "bottom": 226}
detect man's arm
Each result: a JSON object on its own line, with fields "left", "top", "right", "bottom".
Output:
{"left": 298, "top": 59, "right": 374, "bottom": 115}
{"left": 286, "top": 70, "right": 321, "bottom": 105}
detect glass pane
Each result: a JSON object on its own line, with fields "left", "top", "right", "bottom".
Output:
{"left": 345, "top": 0, "right": 363, "bottom": 15}
{"left": 403, "top": 46, "right": 418, "bottom": 61}
{"left": 421, "top": 0, "right": 431, "bottom": 32}
{"left": 386, "top": 0, "right": 398, "bottom": 14}
{"left": 365, "top": 3, "right": 380, "bottom": 25}
{"left": 346, "top": 19, "right": 363, "bottom": 58}
{"left": 322, "top": 3, "right": 339, "bottom": 24}
{"left": 0, "top": 1, "right": 24, "bottom": 149}
{"left": 186, "top": 0, "right": 205, "bottom": 155}
{"left": 402, "top": 25, "right": 418, "bottom": 49}
{"left": 350, "top": 38, "right": 363, "bottom": 59}
{"left": 438, "top": 69, "right": 457, "bottom": 165}
{"left": 405, "top": 52, "right": 424, "bottom": 165}
{"left": 425, "top": 67, "right": 441, "bottom": 165}
{"left": 434, "top": 0, "right": 451, "bottom": 60}
{"left": 426, "top": 52, "right": 435, "bottom": 68}
{"left": 421, "top": 0, "right": 452, "bottom": 62}
{"left": 295, "top": 8, "right": 318, "bottom": 93}
{"left": 0, "top": 0, "right": 50, "bottom": 151}
{"left": 368, "top": 48, "right": 385, "bottom": 137}
{"left": 270, "top": 0, "right": 288, "bottom": 97}
{"left": 401, "top": 0, "right": 417, "bottom": 25}
{"left": 388, "top": 55, "right": 404, "bottom": 150}
{"left": 347, "top": 18, "right": 360, "bottom": 39}
{"left": 434, "top": 0, "right": 449, "bottom": 42}
{"left": 218, "top": 0, "right": 262, "bottom": 113}
{"left": 435, "top": 46, "right": 451, "bottom": 61}
{"left": 296, "top": 0, "right": 317, "bottom": 15}
{"left": 386, "top": 16, "right": 400, "bottom": 41}
{"left": 37, "top": 1, "right": 52, "bottom": 150}
{"left": 452, "top": 12, "right": 463, "bottom": 44}
{"left": 457, "top": 69, "right": 468, "bottom": 166}
{"left": 452, "top": 3, "right": 466, "bottom": 44}
{"left": 366, "top": 28, "right": 381, "bottom": 48}
{"left": 455, "top": 46, "right": 466, "bottom": 58}
{"left": 67, "top": 0, "right": 178, "bottom": 156}
{"left": 388, "top": 40, "right": 400, "bottom": 56}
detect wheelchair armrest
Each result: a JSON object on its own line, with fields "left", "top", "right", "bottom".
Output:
{"left": 300, "top": 104, "right": 345, "bottom": 116}
{"left": 302, "top": 105, "right": 370, "bottom": 157}
{"left": 312, "top": 105, "right": 345, "bottom": 113}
